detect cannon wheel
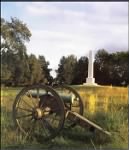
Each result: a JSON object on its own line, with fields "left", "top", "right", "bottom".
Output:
{"left": 12, "top": 85, "right": 65, "bottom": 141}
{"left": 54, "top": 85, "right": 84, "bottom": 128}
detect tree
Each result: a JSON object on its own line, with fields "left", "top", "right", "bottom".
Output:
{"left": 109, "top": 51, "right": 129, "bottom": 86}
{"left": 94, "top": 49, "right": 111, "bottom": 85}
{"left": 38, "top": 55, "right": 53, "bottom": 84}
{"left": 1, "top": 17, "right": 31, "bottom": 54}
{"left": 56, "top": 55, "right": 77, "bottom": 84}
{"left": 28, "top": 54, "right": 42, "bottom": 85}
{"left": 94, "top": 49, "right": 129, "bottom": 86}
{"left": 1, "top": 17, "right": 31, "bottom": 86}
{"left": 73, "top": 56, "right": 88, "bottom": 84}
{"left": 1, "top": 64, "right": 12, "bottom": 85}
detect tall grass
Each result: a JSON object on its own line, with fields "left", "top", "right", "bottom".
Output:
{"left": 1, "top": 86, "right": 128, "bottom": 149}
{"left": 74, "top": 85, "right": 128, "bottom": 114}
{"left": 86, "top": 103, "right": 128, "bottom": 149}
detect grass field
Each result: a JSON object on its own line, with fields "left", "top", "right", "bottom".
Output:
{"left": 1, "top": 86, "right": 128, "bottom": 149}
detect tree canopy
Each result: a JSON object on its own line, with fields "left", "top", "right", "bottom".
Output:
{"left": 56, "top": 55, "right": 77, "bottom": 84}
{"left": 94, "top": 49, "right": 129, "bottom": 86}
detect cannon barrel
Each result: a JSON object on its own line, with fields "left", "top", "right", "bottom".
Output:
{"left": 30, "top": 92, "right": 73, "bottom": 103}
{"left": 59, "top": 95, "right": 72, "bottom": 103}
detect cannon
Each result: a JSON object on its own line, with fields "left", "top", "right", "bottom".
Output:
{"left": 12, "top": 84, "right": 111, "bottom": 141}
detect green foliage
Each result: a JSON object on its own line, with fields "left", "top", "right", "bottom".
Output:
{"left": 1, "top": 64, "right": 12, "bottom": 82}
{"left": 1, "top": 17, "right": 31, "bottom": 86}
{"left": 73, "top": 56, "right": 88, "bottom": 84}
{"left": 56, "top": 55, "right": 77, "bottom": 84}
{"left": 1, "top": 17, "right": 52, "bottom": 86}
{"left": 88, "top": 104, "right": 128, "bottom": 148}
{"left": 95, "top": 49, "right": 129, "bottom": 86}
{"left": 1, "top": 17, "right": 31, "bottom": 53}
{"left": 27, "top": 54, "right": 42, "bottom": 84}
{"left": 38, "top": 55, "right": 53, "bottom": 84}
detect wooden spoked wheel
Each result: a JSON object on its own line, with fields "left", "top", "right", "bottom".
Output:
{"left": 12, "top": 85, "right": 65, "bottom": 141}
{"left": 54, "top": 85, "right": 84, "bottom": 128}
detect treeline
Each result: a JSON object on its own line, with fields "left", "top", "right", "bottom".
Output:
{"left": 1, "top": 17, "right": 129, "bottom": 86}
{"left": 1, "top": 52, "right": 53, "bottom": 86}
{"left": 56, "top": 50, "right": 129, "bottom": 86}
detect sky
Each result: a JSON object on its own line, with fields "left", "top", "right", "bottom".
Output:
{"left": 1, "top": 2, "right": 128, "bottom": 77}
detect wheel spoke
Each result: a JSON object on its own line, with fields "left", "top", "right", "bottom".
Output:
{"left": 22, "top": 99, "right": 34, "bottom": 109}
{"left": 40, "top": 119, "right": 49, "bottom": 136}
{"left": 27, "top": 91, "right": 37, "bottom": 107}
{"left": 25, "top": 120, "right": 36, "bottom": 139}
{"left": 17, "top": 106, "right": 33, "bottom": 112}
{"left": 42, "top": 118, "right": 55, "bottom": 133}
{"left": 44, "top": 113, "right": 60, "bottom": 121}
{"left": 16, "top": 113, "right": 32, "bottom": 119}
{"left": 19, "top": 119, "right": 36, "bottom": 141}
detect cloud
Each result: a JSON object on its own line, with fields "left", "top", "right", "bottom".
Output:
{"left": 13, "top": 2, "right": 128, "bottom": 30}
{"left": 26, "top": 3, "right": 59, "bottom": 16}
{"left": 27, "top": 19, "right": 128, "bottom": 59}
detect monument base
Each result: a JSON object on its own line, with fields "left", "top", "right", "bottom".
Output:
{"left": 86, "top": 77, "right": 95, "bottom": 83}
{"left": 83, "top": 77, "right": 98, "bottom": 86}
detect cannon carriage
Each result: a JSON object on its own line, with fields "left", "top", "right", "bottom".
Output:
{"left": 12, "top": 84, "right": 111, "bottom": 141}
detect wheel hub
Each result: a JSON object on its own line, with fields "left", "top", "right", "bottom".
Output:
{"left": 34, "top": 108, "right": 43, "bottom": 119}
{"left": 33, "top": 107, "right": 51, "bottom": 119}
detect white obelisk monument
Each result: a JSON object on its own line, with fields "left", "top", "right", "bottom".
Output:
{"left": 84, "top": 50, "right": 97, "bottom": 85}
